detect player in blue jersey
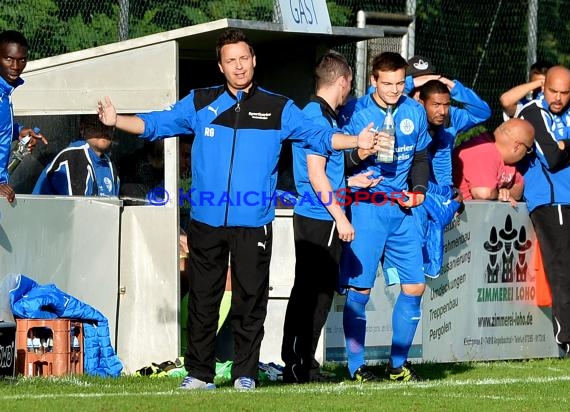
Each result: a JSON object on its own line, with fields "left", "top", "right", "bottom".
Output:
{"left": 418, "top": 77, "right": 491, "bottom": 188}
{"left": 340, "top": 52, "right": 431, "bottom": 382}
{"left": 353, "top": 55, "right": 440, "bottom": 113}
{"left": 411, "top": 77, "right": 490, "bottom": 276}
{"left": 281, "top": 52, "right": 380, "bottom": 383}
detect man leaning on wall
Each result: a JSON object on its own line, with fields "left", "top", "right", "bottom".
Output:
{"left": 452, "top": 118, "right": 535, "bottom": 206}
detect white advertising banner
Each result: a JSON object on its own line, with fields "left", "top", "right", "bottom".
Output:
{"left": 324, "top": 202, "right": 558, "bottom": 364}
{"left": 422, "top": 202, "right": 558, "bottom": 361}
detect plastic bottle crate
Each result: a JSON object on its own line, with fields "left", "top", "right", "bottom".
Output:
{"left": 0, "top": 321, "right": 16, "bottom": 378}
{"left": 15, "top": 319, "right": 83, "bottom": 377}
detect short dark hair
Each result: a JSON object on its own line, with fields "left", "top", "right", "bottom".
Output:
{"left": 0, "top": 30, "right": 29, "bottom": 49}
{"left": 371, "top": 52, "right": 407, "bottom": 80}
{"left": 80, "top": 114, "right": 113, "bottom": 139}
{"left": 530, "top": 60, "right": 553, "bottom": 77}
{"left": 216, "top": 29, "right": 254, "bottom": 62}
{"left": 419, "top": 79, "right": 450, "bottom": 100}
{"left": 314, "top": 51, "right": 351, "bottom": 88}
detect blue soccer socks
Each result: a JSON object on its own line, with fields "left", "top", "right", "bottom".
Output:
{"left": 343, "top": 289, "right": 370, "bottom": 377}
{"left": 390, "top": 292, "right": 422, "bottom": 369}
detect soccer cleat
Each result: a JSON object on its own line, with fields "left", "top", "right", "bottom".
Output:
{"left": 386, "top": 361, "right": 422, "bottom": 382}
{"left": 352, "top": 365, "right": 379, "bottom": 382}
{"left": 234, "top": 376, "right": 256, "bottom": 390}
{"left": 309, "top": 370, "right": 338, "bottom": 383}
{"left": 178, "top": 375, "right": 216, "bottom": 390}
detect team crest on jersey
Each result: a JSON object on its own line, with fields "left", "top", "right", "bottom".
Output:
{"left": 399, "top": 118, "right": 415, "bottom": 135}
{"left": 104, "top": 177, "right": 113, "bottom": 192}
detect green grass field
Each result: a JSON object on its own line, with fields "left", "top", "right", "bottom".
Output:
{"left": 2, "top": 358, "right": 569, "bottom": 411}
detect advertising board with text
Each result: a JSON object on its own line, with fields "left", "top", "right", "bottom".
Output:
{"left": 422, "top": 202, "right": 558, "bottom": 361}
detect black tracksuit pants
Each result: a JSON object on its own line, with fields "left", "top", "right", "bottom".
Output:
{"left": 184, "top": 219, "right": 272, "bottom": 382}
{"left": 281, "top": 213, "right": 342, "bottom": 382}
{"left": 531, "top": 205, "right": 570, "bottom": 349}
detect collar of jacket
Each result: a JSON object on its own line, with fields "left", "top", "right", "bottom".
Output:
{"left": 223, "top": 82, "right": 258, "bottom": 101}
{"left": 0, "top": 74, "right": 24, "bottom": 94}
{"left": 310, "top": 95, "right": 337, "bottom": 121}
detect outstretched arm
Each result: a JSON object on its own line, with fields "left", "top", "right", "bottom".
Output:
{"left": 97, "top": 96, "right": 145, "bottom": 135}
{"left": 332, "top": 123, "right": 377, "bottom": 150}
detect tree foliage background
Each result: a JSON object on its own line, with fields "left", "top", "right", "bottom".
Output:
{"left": 1, "top": 0, "right": 570, "bottom": 126}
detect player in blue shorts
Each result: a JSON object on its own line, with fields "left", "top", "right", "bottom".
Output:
{"left": 341, "top": 52, "right": 431, "bottom": 382}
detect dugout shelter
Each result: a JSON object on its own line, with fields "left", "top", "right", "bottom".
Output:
{"left": 3, "top": 17, "right": 389, "bottom": 372}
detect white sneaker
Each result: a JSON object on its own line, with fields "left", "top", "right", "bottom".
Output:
{"left": 178, "top": 375, "right": 216, "bottom": 390}
{"left": 234, "top": 376, "right": 256, "bottom": 390}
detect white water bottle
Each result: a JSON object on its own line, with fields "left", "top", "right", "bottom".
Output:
{"left": 376, "top": 105, "right": 395, "bottom": 163}
{"left": 8, "top": 127, "right": 40, "bottom": 173}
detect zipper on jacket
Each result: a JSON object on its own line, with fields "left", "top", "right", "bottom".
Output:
{"left": 224, "top": 90, "right": 243, "bottom": 226}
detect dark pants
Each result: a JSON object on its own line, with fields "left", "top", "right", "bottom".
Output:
{"left": 281, "top": 214, "right": 341, "bottom": 382}
{"left": 531, "top": 205, "right": 570, "bottom": 346}
{"left": 184, "top": 219, "right": 272, "bottom": 382}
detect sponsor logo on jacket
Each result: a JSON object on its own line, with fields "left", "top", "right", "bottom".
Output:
{"left": 249, "top": 112, "right": 272, "bottom": 120}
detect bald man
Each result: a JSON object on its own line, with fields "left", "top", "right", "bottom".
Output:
{"left": 452, "top": 118, "right": 535, "bottom": 205}
{"left": 518, "top": 65, "right": 570, "bottom": 357}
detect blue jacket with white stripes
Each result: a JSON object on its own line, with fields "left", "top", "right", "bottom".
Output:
{"left": 32, "top": 140, "right": 119, "bottom": 196}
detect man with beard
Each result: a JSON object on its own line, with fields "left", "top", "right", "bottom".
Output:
{"left": 518, "top": 65, "right": 570, "bottom": 357}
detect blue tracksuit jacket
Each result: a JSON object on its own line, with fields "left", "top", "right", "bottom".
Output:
{"left": 33, "top": 140, "right": 119, "bottom": 196}
{"left": 518, "top": 95, "right": 570, "bottom": 212}
{"left": 0, "top": 75, "right": 23, "bottom": 184}
{"left": 137, "top": 84, "right": 337, "bottom": 227}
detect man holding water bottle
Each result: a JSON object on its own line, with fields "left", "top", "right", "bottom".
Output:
{"left": 340, "top": 52, "right": 431, "bottom": 382}
{"left": 0, "top": 30, "right": 46, "bottom": 203}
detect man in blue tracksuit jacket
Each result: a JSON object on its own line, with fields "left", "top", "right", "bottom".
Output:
{"left": 418, "top": 77, "right": 491, "bottom": 188}
{"left": 0, "top": 30, "right": 46, "bottom": 203}
{"left": 97, "top": 29, "right": 376, "bottom": 391}
{"left": 518, "top": 66, "right": 570, "bottom": 356}
{"left": 414, "top": 77, "right": 490, "bottom": 276}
